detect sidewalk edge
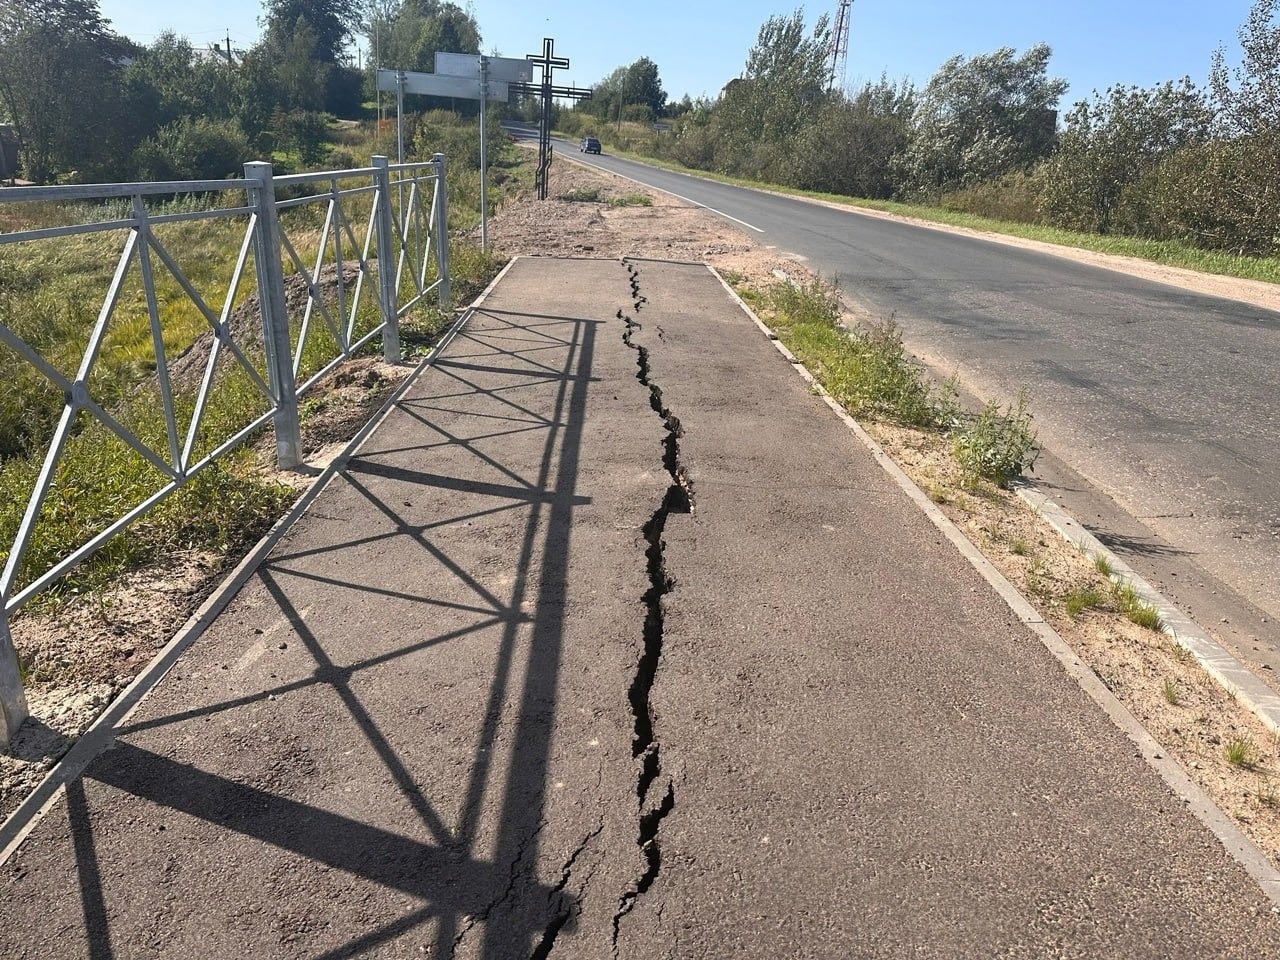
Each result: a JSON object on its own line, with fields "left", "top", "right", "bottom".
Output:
{"left": 706, "top": 263, "right": 1280, "bottom": 907}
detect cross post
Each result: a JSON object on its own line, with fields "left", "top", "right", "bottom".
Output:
{"left": 521, "top": 38, "right": 592, "bottom": 200}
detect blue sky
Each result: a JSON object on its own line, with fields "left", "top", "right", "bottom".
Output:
{"left": 99, "top": 0, "right": 1258, "bottom": 105}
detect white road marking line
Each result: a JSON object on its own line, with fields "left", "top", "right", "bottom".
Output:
{"left": 565, "top": 151, "right": 765, "bottom": 233}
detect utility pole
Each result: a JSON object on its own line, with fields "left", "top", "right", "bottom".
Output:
{"left": 375, "top": 20, "right": 383, "bottom": 127}
{"left": 224, "top": 29, "right": 234, "bottom": 65}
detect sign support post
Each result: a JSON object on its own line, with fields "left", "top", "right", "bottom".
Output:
{"left": 480, "top": 57, "right": 489, "bottom": 252}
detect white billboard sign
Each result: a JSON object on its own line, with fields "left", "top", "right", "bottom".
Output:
{"left": 434, "top": 53, "right": 534, "bottom": 84}
{"left": 376, "top": 68, "right": 509, "bottom": 102}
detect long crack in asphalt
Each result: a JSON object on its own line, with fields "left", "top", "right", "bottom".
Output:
{"left": 610, "top": 260, "right": 691, "bottom": 957}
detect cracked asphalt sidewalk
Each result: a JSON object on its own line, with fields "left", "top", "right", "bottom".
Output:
{"left": 2, "top": 257, "right": 1280, "bottom": 958}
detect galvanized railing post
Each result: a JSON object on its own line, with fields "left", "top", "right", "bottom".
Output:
{"left": 432, "top": 153, "right": 451, "bottom": 310}
{"left": 371, "top": 156, "right": 401, "bottom": 363}
{"left": 0, "top": 608, "right": 29, "bottom": 743}
{"left": 244, "top": 161, "right": 302, "bottom": 469}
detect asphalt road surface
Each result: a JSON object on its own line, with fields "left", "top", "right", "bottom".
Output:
{"left": 525, "top": 128, "right": 1280, "bottom": 663}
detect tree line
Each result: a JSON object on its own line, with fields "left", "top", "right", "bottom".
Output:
{"left": 571, "top": 1, "right": 1280, "bottom": 259}
{"left": 0, "top": 0, "right": 481, "bottom": 184}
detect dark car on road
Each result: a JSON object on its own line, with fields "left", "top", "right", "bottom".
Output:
{"left": 580, "top": 136, "right": 601, "bottom": 155}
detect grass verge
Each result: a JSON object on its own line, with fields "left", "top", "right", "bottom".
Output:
{"left": 734, "top": 275, "right": 1037, "bottom": 488}
{"left": 2, "top": 131, "right": 519, "bottom": 621}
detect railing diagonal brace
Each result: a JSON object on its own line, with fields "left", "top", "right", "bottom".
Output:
{"left": 279, "top": 230, "right": 346, "bottom": 367}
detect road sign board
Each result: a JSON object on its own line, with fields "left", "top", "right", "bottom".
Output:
{"left": 434, "top": 53, "right": 534, "bottom": 84}
{"left": 376, "top": 68, "right": 509, "bottom": 102}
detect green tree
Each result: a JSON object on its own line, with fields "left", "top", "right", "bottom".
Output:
{"left": 898, "top": 43, "right": 1066, "bottom": 198}
{"left": 122, "top": 32, "right": 240, "bottom": 139}
{"left": 275, "top": 18, "right": 331, "bottom": 111}
{"left": 624, "top": 57, "right": 667, "bottom": 119}
{"left": 262, "top": 0, "right": 358, "bottom": 63}
{"left": 582, "top": 58, "right": 666, "bottom": 124}
{"left": 1210, "top": 0, "right": 1280, "bottom": 136}
{"left": 1040, "top": 79, "right": 1211, "bottom": 233}
{"left": 715, "top": 9, "right": 831, "bottom": 180}
{"left": 1162, "top": 0, "right": 1280, "bottom": 254}
{"left": 378, "top": 0, "right": 480, "bottom": 74}
{"left": 0, "top": 0, "right": 133, "bottom": 182}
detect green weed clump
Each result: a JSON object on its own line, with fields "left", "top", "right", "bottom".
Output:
{"left": 952, "top": 390, "right": 1039, "bottom": 489}
{"left": 1064, "top": 585, "right": 1105, "bottom": 620}
{"left": 754, "top": 276, "right": 1044, "bottom": 489}
{"left": 1111, "top": 581, "right": 1163, "bottom": 631}
{"left": 763, "top": 279, "right": 957, "bottom": 429}
{"left": 1225, "top": 736, "right": 1258, "bottom": 770}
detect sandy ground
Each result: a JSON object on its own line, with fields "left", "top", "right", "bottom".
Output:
{"left": 6, "top": 151, "right": 1280, "bottom": 872}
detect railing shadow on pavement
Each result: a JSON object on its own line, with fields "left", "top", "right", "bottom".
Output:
{"left": 0, "top": 155, "right": 450, "bottom": 742}
{"left": 52, "top": 307, "right": 601, "bottom": 959}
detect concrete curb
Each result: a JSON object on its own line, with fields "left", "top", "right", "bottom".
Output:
{"left": 705, "top": 264, "right": 1280, "bottom": 907}
{"left": 0, "top": 258, "right": 519, "bottom": 865}
{"left": 1015, "top": 482, "right": 1280, "bottom": 737}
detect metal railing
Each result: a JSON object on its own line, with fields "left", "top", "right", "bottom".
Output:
{"left": 0, "top": 154, "right": 451, "bottom": 741}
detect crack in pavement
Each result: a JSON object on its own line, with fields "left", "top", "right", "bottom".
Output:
{"left": 610, "top": 261, "right": 690, "bottom": 958}
{"left": 452, "top": 820, "right": 547, "bottom": 955}
{"left": 528, "top": 819, "right": 606, "bottom": 960}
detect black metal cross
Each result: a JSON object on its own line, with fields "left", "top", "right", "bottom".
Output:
{"left": 515, "top": 38, "right": 592, "bottom": 200}
{"left": 526, "top": 37, "right": 570, "bottom": 80}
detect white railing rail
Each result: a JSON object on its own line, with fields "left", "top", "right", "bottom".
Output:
{"left": 0, "top": 153, "right": 450, "bottom": 741}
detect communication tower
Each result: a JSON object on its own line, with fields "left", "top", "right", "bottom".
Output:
{"left": 828, "top": 0, "right": 853, "bottom": 92}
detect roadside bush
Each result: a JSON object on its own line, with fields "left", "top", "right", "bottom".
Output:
{"left": 327, "top": 147, "right": 357, "bottom": 170}
{"left": 941, "top": 167, "right": 1047, "bottom": 224}
{"left": 791, "top": 90, "right": 913, "bottom": 200}
{"left": 660, "top": 118, "right": 717, "bottom": 171}
{"left": 271, "top": 109, "right": 330, "bottom": 166}
{"left": 412, "top": 108, "right": 507, "bottom": 171}
{"left": 133, "top": 117, "right": 251, "bottom": 181}
{"left": 1117, "top": 135, "right": 1280, "bottom": 255}
{"left": 556, "top": 112, "right": 590, "bottom": 138}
